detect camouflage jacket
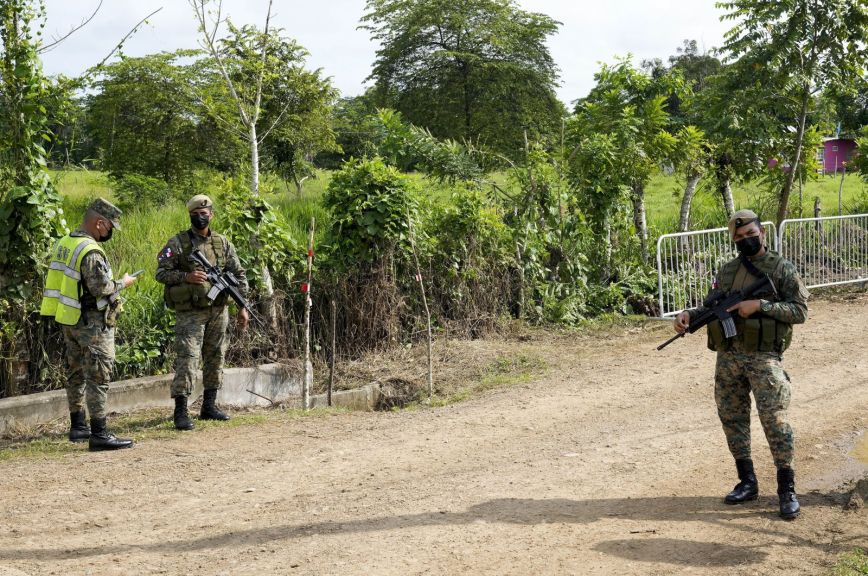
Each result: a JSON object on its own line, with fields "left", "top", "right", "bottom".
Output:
{"left": 691, "top": 250, "right": 809, "bottom": 325}
{"left": 155, "top": 228, "right": 248, "bottom": 295}
{"left": 71, "top": 228, "right": 123, "bottom": 311}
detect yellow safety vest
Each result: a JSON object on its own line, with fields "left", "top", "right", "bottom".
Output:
{"left": 40, "top": 235, "right": 111, "bottom": 326}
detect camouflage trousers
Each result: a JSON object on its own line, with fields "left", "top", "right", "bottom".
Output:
{"left": 714, "top": 344, "right": 794, "bottom": 468}
{"left": 171, "top": 306, "right": 229, "bottom": 397}
{"left": 62, "top": 311, "right": 115, "bottom": 420}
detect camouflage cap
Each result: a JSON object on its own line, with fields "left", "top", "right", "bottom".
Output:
{"left": 728, "top": 209, "right": 759, "bottom": 237}
{"left": 88, "top": 197, "right": 122, "bottom": 231}
{"left": 186, "top": 194, "right": 213, "bottom": 212}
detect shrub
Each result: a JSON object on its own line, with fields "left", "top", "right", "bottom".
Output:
{"left": 111, "top": 173, "right": 175, "bottom": 211}
{"left": 323, "top": 156, "right": 417, "bottom": 270}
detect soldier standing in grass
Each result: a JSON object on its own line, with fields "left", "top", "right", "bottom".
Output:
{"left": 156, "top": 195, "right": 248, "bottom": 430}
{"left": 673, "top": 209, "right": 809, "bottom": 520}
{"left": 40, "top": 198, "right": 136, "bottom": 451}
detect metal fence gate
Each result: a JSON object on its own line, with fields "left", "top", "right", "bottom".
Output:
{"left": 778, "top": 214, "right": 868, "bottom": 289}
{"left": 656, "top": 222, "right": 776, "bottom": 317}
{"left": 656, "top": 214, "right": 868, "bottom": 317}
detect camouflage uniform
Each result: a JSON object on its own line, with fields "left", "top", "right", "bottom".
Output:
{"left": 155, "top": 229, "right": 247, "bottom": 398}
{"left": 62, "top": 228, "right": 124, "bottom": 420}
{"left": 692, "top": 251, "right": 809, "bottom": 468}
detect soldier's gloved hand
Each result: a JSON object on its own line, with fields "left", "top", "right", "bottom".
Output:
{"left": 674, "top": 311, "right": 690, "bottom": 334}
{"left": 121, "top": 273, "right": 137, "bottom": 288}
{"left": 185, "top": 270, "right": 207, "bottom": 284}
{"left": 237, "top": 308, "right": 249, "bottom": 332}
{"left": 727, "top": 299, "right": 761, "bottom": 318}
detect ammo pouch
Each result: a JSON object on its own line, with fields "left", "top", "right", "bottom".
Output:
{"left": 707, "top": 316, "right": 792, "bottom": 353}
{"left": 164, "top": 282, "right": 218, "bottom": 311}
{"left": 706, "top": 319, "right": 727, "bottom": 352}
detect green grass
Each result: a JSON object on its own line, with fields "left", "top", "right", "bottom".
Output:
{"left": 832, "top": 548, "right": 868, "bottom": 576}
{"left": 645, "top": 171, "right": 867, "bottom": 233}
{"left": 0, "top": 406, "right": 346, "bottom": 461}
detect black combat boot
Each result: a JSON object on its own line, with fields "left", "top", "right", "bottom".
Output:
{"left": 199, "top": 388, "right": 230, "bottom": 421}
{"left": 724, "top": 458, "right": 759, "bottom": 504}
{"left": 173, "top": 395, "right": 195, "bottom": 430}
{"left": 68, "top": 411, "right": 90, "bottom": 443}
{"left": 88, "top": 418, "right": 134, "bottom": 452}
{"left": 777, "top": 467, "right": 800, "bottom": 520}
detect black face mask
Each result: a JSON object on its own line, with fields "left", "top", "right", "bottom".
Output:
{"left": 190, "top": 213, "right": 210, "bottom": 231}
{"left": 735, "top": 235, "right": 762, "bottom": 257}
{"left": 97, "top": 222, "right": 113, "bottom": 242}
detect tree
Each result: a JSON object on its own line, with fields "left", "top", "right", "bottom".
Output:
{"left": 573, "top": 58, "right": 682, "bottom": 261}
{"left": 718, "top": 0, "right": 868, "bottom": 224}
{"left": 319, "top": 92, "right": 381, "bottom": 167}
{"left": 86, "top": 51, "right": 212, "bottom": 183}
{"left": 0, "top": 0, "right": 68, "bottom": 396}
{"left": 190, "top": 0, "right": 274, "bottom": 196}
{"left": 361, "top": 0, "right": 564, "bottom": 157}
{"left": 674, "top": 125, "right": 713, "bottom": 231}
{"left": 249, "top": 32, "right": 340, "bottom": 195}
{"left": 665, "top": 39, "right": 722, "bottom": 126}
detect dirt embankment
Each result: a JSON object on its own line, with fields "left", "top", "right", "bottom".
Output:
{"left": 0, "top": 295, "right": 866, "bottom": 576}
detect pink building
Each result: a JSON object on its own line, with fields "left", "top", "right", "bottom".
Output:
{"left": 819, "top": 137, "right": 857, "bottom": 174}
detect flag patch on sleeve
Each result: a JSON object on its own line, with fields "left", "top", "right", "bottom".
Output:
{"left": 157, "top": 246, "right": 174, "bottom": 262}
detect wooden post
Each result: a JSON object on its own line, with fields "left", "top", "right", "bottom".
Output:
{"left": 303, "top": 217, "right": 315, "bottom": 410}
{"left": 814, "top": 197, "right": 822, "bottom": 235}
{"left": 838, "top": 165, "right": 847, "bottom": 216}
{"left": 328, "top": 299, "right": 336, "bottom": 407}
{"left": 407, "top": 209, "right": 433, "bottom": 400}
{"left": 798, "top": 174, "right": 804, "bottom": 218}
{"left": 515, "top": 242, "right": 525, "bottom": 320}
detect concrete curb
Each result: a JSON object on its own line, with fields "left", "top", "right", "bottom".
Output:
{"left": 309, "top": 384, "right": 382, "bottom": 411}
{"left": 0, "top": 363, "right": 301, "bottom": 433}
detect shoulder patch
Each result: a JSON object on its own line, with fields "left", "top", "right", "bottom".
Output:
{"left": 158, "top": 246, "right": 174, "bottom": 262}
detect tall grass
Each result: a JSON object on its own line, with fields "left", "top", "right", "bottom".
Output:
{"left": 644, "top": 171, "right": 867, "bottom": 233}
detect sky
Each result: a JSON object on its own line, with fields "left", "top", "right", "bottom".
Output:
{"left": 39, "top": 0, "right": 734, "bottom": 104}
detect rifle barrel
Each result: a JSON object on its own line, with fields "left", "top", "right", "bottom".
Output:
{"left": 656, "top": 332, "right": 684, "bottom": 351}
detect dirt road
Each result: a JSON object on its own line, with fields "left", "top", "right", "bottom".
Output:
{"left": 1, "top": 296, "right": 866, "bottom": 576}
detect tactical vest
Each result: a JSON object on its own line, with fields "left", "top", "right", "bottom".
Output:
{"left": 40, "top": 235, "right": 113, "bottom": 326}
{"left": 163, "top": 230, "right": 227, "bottom": 311}
{"left": 706, "top": 252, "right": 793, "bottom": 354}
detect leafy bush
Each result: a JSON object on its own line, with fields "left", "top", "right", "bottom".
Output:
{"left": 216, "top": 175, "right": 302, "bottom": 294}
{"left": 427, "top": 185, "right": 514, "bottom": 324}
{"left": 111, "top": 173, "right": 176, "bottom": 211}
{"left": 323, "top": 156, "right": 417, "bottom": 270}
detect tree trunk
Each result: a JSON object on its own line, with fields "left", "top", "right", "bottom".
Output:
{"left": 601, "top": 212, "right": 612, "bottom": 282}
{"left": 716, "top": 169, "right": 734, "bottom": 218}
{"left": 678, "top": 172, "right": 702, "bottom": 232}
{"left": 631, "top": 182, "right": 648, "bottom": 264}
{"left": 249, "top": 122, "right": 260, "bottom": 196}
{"left": 776, "top": 88, "right": 811, "bottom": 226}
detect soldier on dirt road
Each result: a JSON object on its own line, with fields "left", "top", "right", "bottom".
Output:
{"left": 156, "top": 194, "right": 248, "bottom": 430}
{"left": 40, "top": 198, "right": 137, "bottom": 452}
{"left": 673, "top": 209, "right": 809, "bottom": 520}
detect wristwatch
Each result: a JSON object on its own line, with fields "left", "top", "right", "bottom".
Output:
{"left": 760, "top": 299, "right": 774, "bottom": 313}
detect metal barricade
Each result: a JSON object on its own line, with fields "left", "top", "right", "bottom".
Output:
{"left": 778, "top": 214, "right": 868, "bottom": 289}
{"left": 656, "top": 222, "right": 777, "bottom": 317}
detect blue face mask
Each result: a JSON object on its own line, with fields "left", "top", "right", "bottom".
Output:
{"left": 736, "top": 235, "right": 762, "bottom": 257}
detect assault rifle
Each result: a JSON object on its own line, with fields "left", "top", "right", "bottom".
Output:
{"left": 656, "top": 274, "right": 777, "bottom": 351}
{"left": 189, "top": 249, "right": 252, "bottom": 315}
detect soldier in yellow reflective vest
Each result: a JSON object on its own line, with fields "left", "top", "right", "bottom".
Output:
{"left": 41, "top": 198, "right": 137, "bottom": 451}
